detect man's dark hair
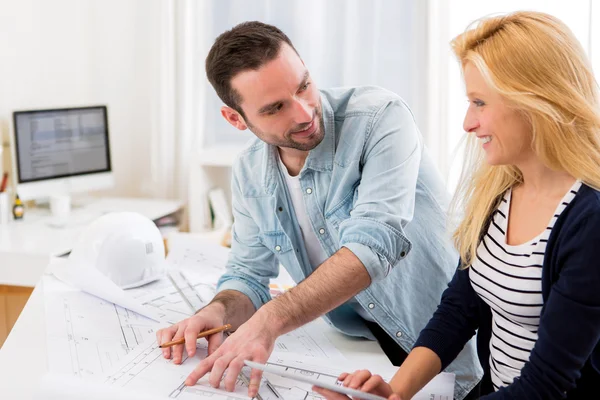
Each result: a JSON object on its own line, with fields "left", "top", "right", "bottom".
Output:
{"left": 206, "top": 21, "right": 298, "bottom": 117}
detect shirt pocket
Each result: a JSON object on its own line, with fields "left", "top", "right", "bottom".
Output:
{"left": 259, "top": 230, "right": 293, "bottom": 255}
{"left": 325, "top": 184, "right": 359, "bottom": 231}
{"left": 258, "top": 230, "right": 307, "bottom": 283}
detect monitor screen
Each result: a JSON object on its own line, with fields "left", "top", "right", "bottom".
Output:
{"left": 13, "top": 106, "right": 111, "bottom": 184}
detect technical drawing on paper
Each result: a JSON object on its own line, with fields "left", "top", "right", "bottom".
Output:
{"left": 44, "top": 276, "right": 158, "bottom": 379}
{"left": 261, "top": 356, "right": 343, "bottom": 400}
{"left": 104, "top": 341, "right": 273, "bottom": 400}
{"left": 104, "top": 339, "right": 348, "bottom": 400}
{"left": 263, "top": 355, "right": 453, "bottom": 400}
{"left": 166, "top": 235, "right": 230, "bottom": 275}
{"left": 272, "top": 320, "right": 345, "bottom": 361}
{"left": 126, "top": 270, "right": 218, "bottom": 324}
{"left": 44, "top": 269, "right": 217, "bottom": 380}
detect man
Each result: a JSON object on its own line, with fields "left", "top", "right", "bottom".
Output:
{"left": 157, "top": 21, "right": 482, "bottom": 400}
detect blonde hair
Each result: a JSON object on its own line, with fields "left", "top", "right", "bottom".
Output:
{"left": 451, "top": 11, "right": 600, "bottom": 267}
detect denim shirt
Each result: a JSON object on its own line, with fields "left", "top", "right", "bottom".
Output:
{"left": 217, "top": 86, "right": 482, "bottom": 399}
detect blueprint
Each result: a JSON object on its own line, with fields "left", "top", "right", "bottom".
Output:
{"left": 44, "top": 271, "right": 453, "bottom": 399}
{"left": 166, "top": 235, "right": 230, "bottom": 276}
{"left": 50, "top": 259, "right": 163, "bottom": 322}
{"left": 104, "top": 340, "right": 345, "bottom": 400}
{"left": 104, "top": 341, "right": 267, "bottom": 399}
{"left": 262, "top": 354, "right": 454, "bottom": 400}
{"left": 43, "top": 267, "right": 219, "bottom": 378}
{"left": 272, "top": 320, "right": 345, "bottom": 361}
{"left": 42, "top": 234, "right": 454, "bottom": 399}
{"left": 104, "top": 339, "right": 452, "bottom": 400}
{"left": 126, "top": 270, "right": 217, "bottom": 324}
{"left": 42, "top": 268, "right": 342, "bottom": 381}
{"left": 260, "top": 355, "right": 349, "bottom": 400}
{"left": 44, "top": 275, "right": 159, "bottom": 379}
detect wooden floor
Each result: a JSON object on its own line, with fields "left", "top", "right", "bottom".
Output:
{"left": 0, "top": 285, "right": 33, "bottom": 348}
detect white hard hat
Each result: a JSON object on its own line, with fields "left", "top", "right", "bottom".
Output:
{"left": 68, "top": 211, "right": 165, "bottom": 289}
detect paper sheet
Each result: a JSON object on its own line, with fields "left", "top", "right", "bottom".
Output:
{"left": 104, "top": 340, "right": 352, "bottom": 400}
{"left": 42, "top": 236, "right": 455, "bottom": 399}
{"left": 104, "top": 339, "right": 397, "bottom": 400}
{"left": 34, "top": 373, "right": 170, "bottom": 400}
{"left": 43, "top": 275, "right": 160, "bottom": 379}
{"left": 262, "top": 354, "right": 453, "bottom": 400}
{"left": 166, "top": 234, "right": 230, "bottom": 276}
{"left": 104, "top": 341, "right": 265, "bottom": 400}
{"left": 42, "top": 267, "right": 221, "bottom": 378}
{"left": 50, "top": 261, "right": 162, "bottom": 322}
{"left": 126, "top": 270, "right": 218, "bottom": 324}
{"left": 411, "top": 372, "right": 455, "bottom": 400}
{"left": 261, "top": 355, "right": 367, "bottom": 400}
{"left": 272, "top": 319, "right": 346, "bottom": 361}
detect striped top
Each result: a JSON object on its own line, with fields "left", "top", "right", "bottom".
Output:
{"left": 470, "top": 180, "right": 582, "bottom": 390}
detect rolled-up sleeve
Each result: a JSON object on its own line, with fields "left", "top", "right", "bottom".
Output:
{"left": 216, "top": 166, "right": 279, "bottom": 310}
{"left": 339, "top": 100, "right": 421, "bottom": 282}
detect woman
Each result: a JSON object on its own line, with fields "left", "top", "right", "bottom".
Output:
{"left": 314, "top": 11, "right": 600, "bottom": 399}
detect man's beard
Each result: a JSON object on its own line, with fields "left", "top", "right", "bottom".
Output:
{"left": 247, "top": 105, "right": 325, "bottom": 151}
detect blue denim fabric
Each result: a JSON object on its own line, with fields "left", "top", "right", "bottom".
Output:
{"left": 217, "top": 86, "right": 483, "bottom": 399}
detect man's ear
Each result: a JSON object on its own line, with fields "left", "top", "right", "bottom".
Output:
{"left": 221, "top": 106, "right": 248, "bottom": 130}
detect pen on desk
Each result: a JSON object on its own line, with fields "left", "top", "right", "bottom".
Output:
{"left": 159, "top": 324, "right": 232, "bottom": 348}
{"left": 0, "top": 172, "right": 8, "bottom": 193}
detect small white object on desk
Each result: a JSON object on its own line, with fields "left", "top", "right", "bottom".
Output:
{"left": 48, "top": 194, "right": 71, "bottom": 228}
{"left": 0, "top": 191, "right": 10, "bottom": 224}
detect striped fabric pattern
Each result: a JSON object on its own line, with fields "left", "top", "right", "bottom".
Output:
{"left": 470, "top": 180, "right": 582, "bottom": 390}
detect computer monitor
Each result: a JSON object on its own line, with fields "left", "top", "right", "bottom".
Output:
{"left": 10, "top": 105, "right": 114, "bottom": 201}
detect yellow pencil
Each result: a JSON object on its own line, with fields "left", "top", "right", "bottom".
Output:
{"left": 158, "top": 324, "right": 232, "bottom": 348}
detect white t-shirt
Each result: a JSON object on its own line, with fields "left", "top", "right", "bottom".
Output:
{"left": 278, "top": 156, "right": 374, "bottom": 322}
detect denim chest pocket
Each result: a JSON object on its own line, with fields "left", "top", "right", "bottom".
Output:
{"left": 259, "top": 231, "right": 293, "bottom": 255}
{"left": 325, "top": 185, "right": 359, "bottom": 230}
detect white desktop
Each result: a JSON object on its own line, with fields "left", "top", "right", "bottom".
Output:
{"left": 0, "top": 105, "right": 183, "bottom": 287}
{"left": 10, "top": 105, "right": 114, "bottom": 204}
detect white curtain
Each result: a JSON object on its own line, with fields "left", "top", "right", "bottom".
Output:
{"left": 147, "top": 0, "right": 599, "bottom": 230}
{"left": 154, "top": 0, "right": 431, "bottom": 230}
{"left": 194, "top": 0, "right": 430, "bottom": 148}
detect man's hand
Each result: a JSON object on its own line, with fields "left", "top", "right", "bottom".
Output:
{"left": 312, "top": 370, "right": 399, "bottom": 400}
{"left": 184, "top": 308, "right": 277, "bottom": 397}
{"left": 156, "top": 303, "right": 226, "bottom": 365}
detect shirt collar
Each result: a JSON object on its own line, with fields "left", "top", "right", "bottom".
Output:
{"left": 304, "top": 92, "right": 335, "bottom": 173}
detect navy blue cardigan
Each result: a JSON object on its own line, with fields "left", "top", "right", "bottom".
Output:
{"left": 415, "top": 184, "right": 600, "bottom": 399}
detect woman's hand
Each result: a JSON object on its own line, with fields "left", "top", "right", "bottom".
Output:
{"left": 312, "top": 370, "right": 400, "bottom": 400}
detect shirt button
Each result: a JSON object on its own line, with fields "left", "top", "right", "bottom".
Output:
{"left": 319, "top": 228, "right": 325, "bottom": 235}
{"left": 275, "top": 245, "right": 281, "bottom": 252}
{"left": 400, "top": 251, "right": 406, "bottom": 258}
{"left": 396, "top": 331, "right": 402, "bottom": 338}
{"left": 306, "top": 188, "right": 313, "bottom": 194}
{"left": 368, "top": 303, "right": 375, "bottom": 309}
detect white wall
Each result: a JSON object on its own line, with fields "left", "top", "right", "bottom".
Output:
{"left": 0, "top": 0, "right": 162, "bottom": 198}
{"left": 438, "top": 1, "right": 594, "bottom": 191}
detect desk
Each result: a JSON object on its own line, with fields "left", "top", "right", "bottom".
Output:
{"left": 0, "top": 197, "right": 183, "bottom": 287}
{"left": 0, "top": 278, "right": 394, "bottom": 399}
